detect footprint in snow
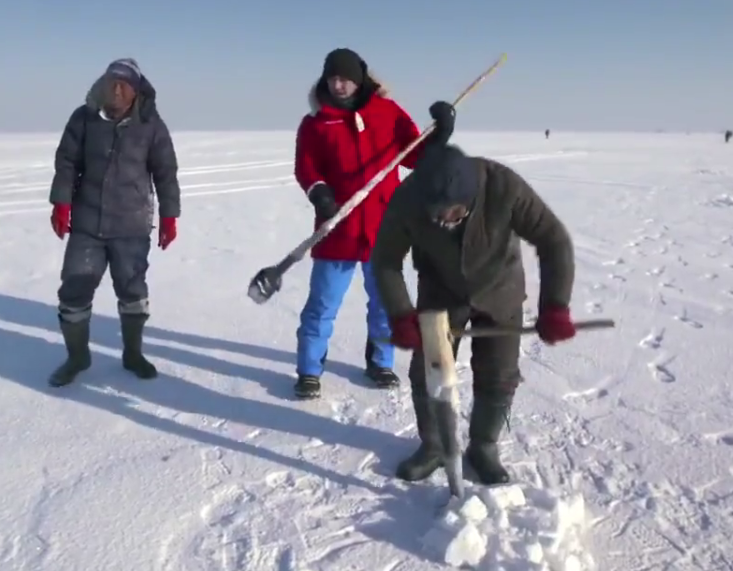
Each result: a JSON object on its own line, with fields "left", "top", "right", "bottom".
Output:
{"left": 562, "top": 385, "right": 610, "bottom": 403}
{"left": 265, "top": 470, "right": 295, "bottom": 488}
{"left": 660, "top": 280, "right": 682, "bottom": 292}
{"left": 159, "top": 484, "right": 304, "bottom": 571}
{"left": 585, "top": 301, "right": 603, "bottom": 314}
{"left": 201, "top": 447, "right": 232, "bottom": 490}
{"left": 639, "top": 328, "right": 664, "bottom": 349}
{"left": 330, "top": 398, "right": 359, "bottom": 425}
{"left": 645, "top": 266, "right": 665, "bottom": 277}
{"left": 520, "top": 338, "right": 542, "bottom": 361}
{"left": 702, "top": 432, "right": 733, "bottom": 447}
{"left": 673, "top": 309, "right": 703, "bottom": 329}
{"left": 647, "top": 355, "right": 676, "bottom": 383}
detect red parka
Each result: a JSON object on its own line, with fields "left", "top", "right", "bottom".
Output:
{"left": 294, "top": 74, "right": 425, "bottom": 262}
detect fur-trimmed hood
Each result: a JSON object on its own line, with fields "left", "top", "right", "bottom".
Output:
{"left": 84, "top": 73, "right": 159, "bottom": 122}
{"left": 307, "top": 69, "right": 389, "bottom": 115}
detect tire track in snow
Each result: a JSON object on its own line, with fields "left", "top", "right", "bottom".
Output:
{"left": 178, "top": 160, "right": 293, "bottom": 176}
{"left": 0, "top": 176, "right": 296, "bottom": 216}
{"left": 0, "top": 174, "right": 296, "bottom": 198}
{"left": 0, "top": 150, "right": 587, "bottom": 216}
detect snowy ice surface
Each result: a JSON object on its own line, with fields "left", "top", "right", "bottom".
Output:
{"left": 1, "top": 131, "right": 732, "bottom": 571}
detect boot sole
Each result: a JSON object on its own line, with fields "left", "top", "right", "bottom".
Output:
{"left": 364, "top": 372, "right": 399, "bottom": 389}
{"left": 48, "top": 362, "right": 91, "bottom": 387}
{"left": 294, "top": 384, "right": 321, "bottom": 399}
{"left": 123, "top": 364, "right": 158, "bottom": 380}
{"left": 49, "top": 375, "right": 81, "bottom": 388}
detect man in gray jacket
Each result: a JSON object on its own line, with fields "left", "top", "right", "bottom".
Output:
{"left": 48, "top": 58, "right": 181, "bottom": 387}
{"left": 371, "top": 143, "right": 577, "bottom": 485}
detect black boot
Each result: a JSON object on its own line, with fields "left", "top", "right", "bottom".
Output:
{"left": 294, "top": 375, "right": 321, "bottom": 399}
{"left": 466, "top": 397, "right": 511, "bottom": 485}
{"left": 120, "top": 314, "right": 157, "bottom": 379}
{"left": 396, "top": 394, "right": 443, "bottom": 481}
{"left": 49, "top": 317, "right": 92, "bottom": 387}
{"left": 365, "top": 339, "right": 399, "bottom": 388}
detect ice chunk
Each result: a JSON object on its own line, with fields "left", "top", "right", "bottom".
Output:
{"left": 421, "top": 483, "right": 593, "bottom": 569}
{"left": 422, "top": 515, "right": 487, "bottom": 567}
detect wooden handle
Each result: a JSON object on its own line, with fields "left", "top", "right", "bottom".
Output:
{"left": 452, "top": 318, "right": 616, "bottom": 338}
{"left": 378, "top": 318, "right": 615, "bottom": 346}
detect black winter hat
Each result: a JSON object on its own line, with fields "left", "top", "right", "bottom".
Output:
{"left": 105, "top": 58, "right": 142, "bottom": 91}
{"left": 414, "top": 144, "right": 480, "bottom": 214}
{"left": 322, "top": 48, "right": 364, "bottom": 85}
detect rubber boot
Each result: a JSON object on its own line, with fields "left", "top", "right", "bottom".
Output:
{"left": 396, "top": 394, "right": 443, "bottom": 481}
{"left": 120, "top": 314, "right": 157, "bottom": 379}
{"left": 49, "top": 317, "right": 92, "bottom": 387}
{"left": 466, "top": 397, "right": 511, "bottom": 485}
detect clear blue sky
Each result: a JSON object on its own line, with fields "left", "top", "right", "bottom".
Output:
{"left": 1, "top": 0, "right": 730, "bottom": 132}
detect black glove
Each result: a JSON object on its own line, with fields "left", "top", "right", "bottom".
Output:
{"left": 308, "top": 183, "right": 339, "bottom": 223}
{"left": 428, "top": 101, "right": 456, "bottom": 146}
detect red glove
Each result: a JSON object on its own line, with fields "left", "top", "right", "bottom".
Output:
{"left": 536, "top": 306, "right": 576, "bottom": 344}
{"left": 50, "top": 204, "right": 71, "bottom": 238}
{"left": 158, "top": 217, "right": 177, "bottom": 250}
{"left": 389, "top": 311, "right": 422, "bottom": 350}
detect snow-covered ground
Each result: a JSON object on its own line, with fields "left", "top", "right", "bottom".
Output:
{"left": 1, "top": 130, "right": 732, "bottom": 571}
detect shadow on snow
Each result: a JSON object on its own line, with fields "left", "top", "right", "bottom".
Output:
{"left": 0, "top": 293, "right": 441, "bottom": 562}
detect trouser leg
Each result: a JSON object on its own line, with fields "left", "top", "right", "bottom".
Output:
{"left": 294, "top": 260, "right": 356, "bottom": 398}
{"left": 396, "top": 279, "right": 470, "bottom": 480}
{"left": 361, "top": 260, "right": 399, "bottom": 386}
{"left": 108, "top": 236, "right": 156, "bottom": 379}
{"left": 466, "top": 309, "right": 524, "bottom": 485}
{"left": 50, "top": 233, "right": 107, "bottom": 386}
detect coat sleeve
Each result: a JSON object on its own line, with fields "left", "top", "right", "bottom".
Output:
{"left": 370, "top": 186, "right": 416, "bottom": 317}
{"left": 148, "top": 116, "right": 181, "bottom": 218}
{"left": 503, "top": 165, "right": 575, "bottom": 311}
{"left": 49, "top": 106, "right": 87, "bottom": 205}
{"left": 294, "top": 116, "right": 326, "bottom": 197}
{"left": 391, "top": 101, "right": 424, "bottom": 170}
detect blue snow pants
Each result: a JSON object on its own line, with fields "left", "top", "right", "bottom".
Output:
{"left": 296, "top": 259, "right": 393, "bottom": 376}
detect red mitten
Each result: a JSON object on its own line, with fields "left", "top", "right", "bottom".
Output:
{"left": 389, "top": 311, "right": 422, "bottom": 350}
{"left": 158, "top": 217, "right": 177, "bottom": 250}
{"left": 50, "top": 204, "right": 71, "bottom": 239}
{"left": 536, "top": 306, "right": 576, "bottom": 344}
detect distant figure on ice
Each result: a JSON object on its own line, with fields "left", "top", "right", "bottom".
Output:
{"left": 545, "top": 129, "right": 550, "bottom": 139}
{"left": 725, "top": 130, "right": 732, "bottom": 143}
{"left": 370, "top": 143, "right": 578, "bottom": 485}
{"left": 47, "top": 58, "right": 181, "bottom": 387}
{"left": 292, "top": 48, "right": 456, "bottom": 399}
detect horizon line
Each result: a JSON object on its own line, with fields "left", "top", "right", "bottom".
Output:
{"left": 0, "top": 128, "right": 726, "bottom": 137}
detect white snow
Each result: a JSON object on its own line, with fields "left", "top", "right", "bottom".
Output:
{"left": 1, "top": 131, "right": 732, "bottom": 571}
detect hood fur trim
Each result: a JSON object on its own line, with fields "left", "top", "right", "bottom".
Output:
{"left": 84, "top": 73, "right": 158, "bottom": 122}
{"left": 307, "top": 70, "right": 388, "bottom": 115}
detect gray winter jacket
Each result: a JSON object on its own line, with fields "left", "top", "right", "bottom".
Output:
{"left": 49, "top": 74, "right": 181, "bottom": 238}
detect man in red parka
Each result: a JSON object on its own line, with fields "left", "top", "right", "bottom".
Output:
{"left": 293, "top": 48, "right": 455, "bottom": 399}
